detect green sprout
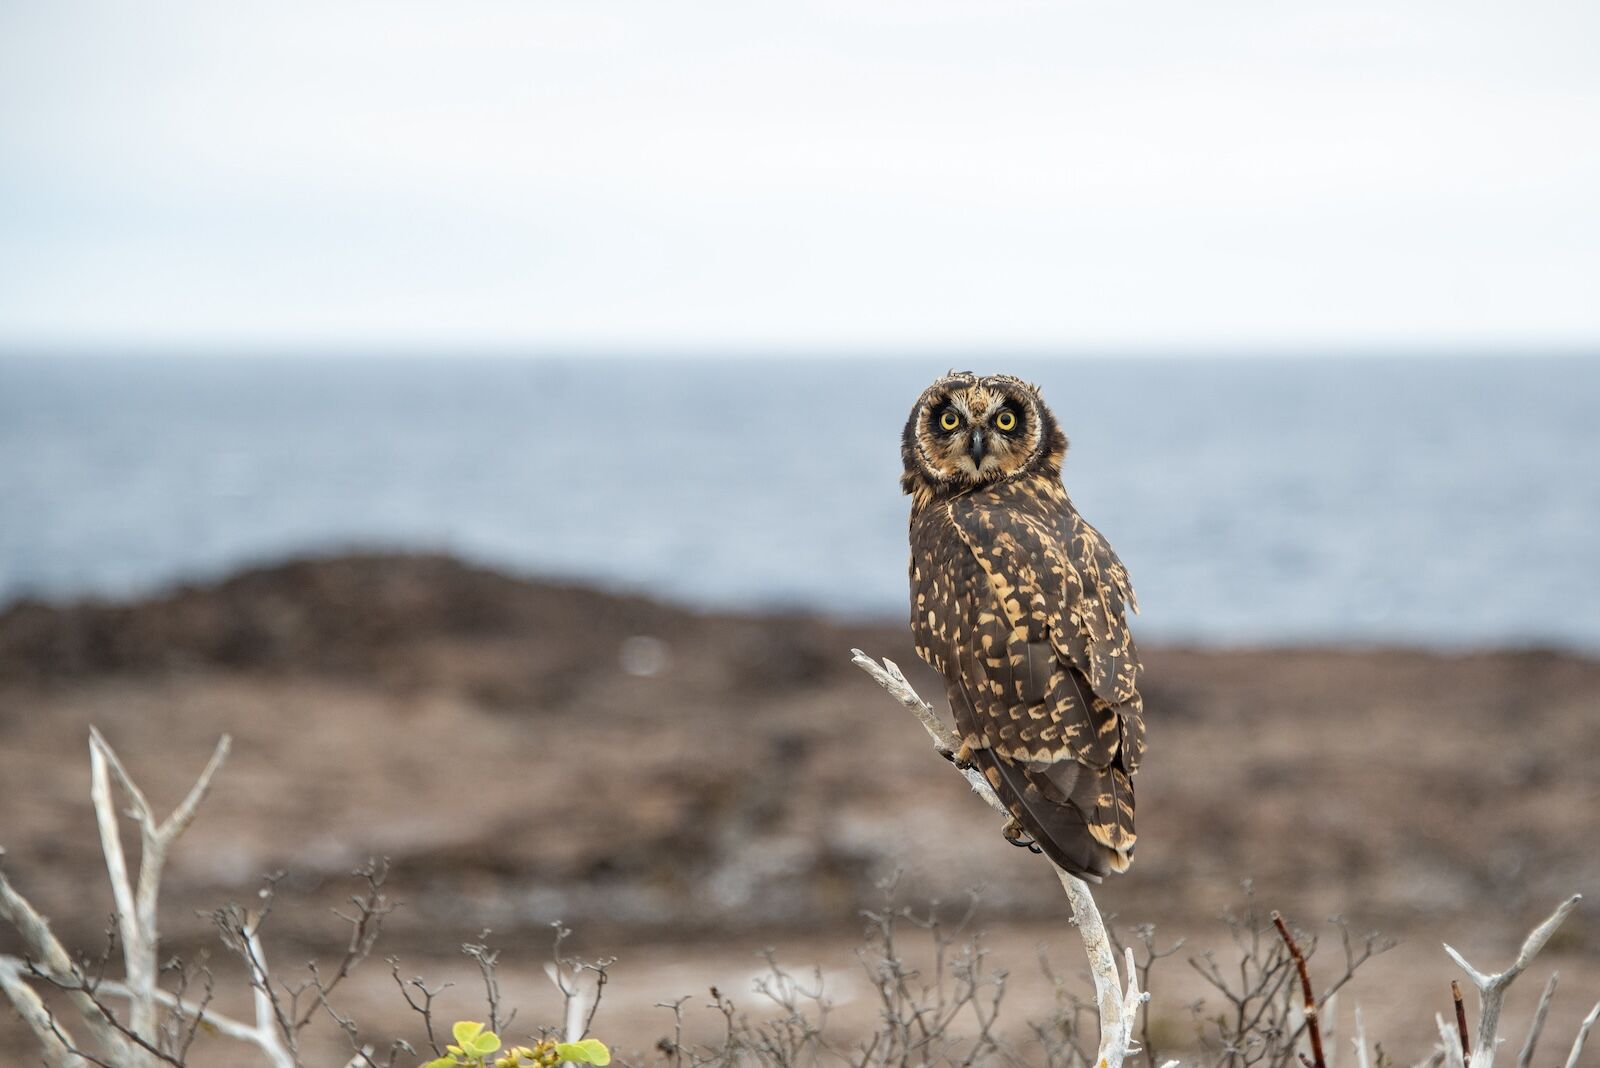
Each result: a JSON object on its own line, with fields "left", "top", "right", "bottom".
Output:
{"left": 423, "top": 1022, "right": 611, "bottom": 1068}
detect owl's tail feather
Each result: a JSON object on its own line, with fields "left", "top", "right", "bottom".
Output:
{"left": 974, "top": 750, "right": 1134, "bottom": 882}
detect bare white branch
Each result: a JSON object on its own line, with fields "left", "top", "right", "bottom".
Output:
{"left": 1437, "top": 1011, "right": 1468, "bottom": 1068}
{"left": 0, "top": 850, "right": 151, "bottom": 1066}
{"left": 88, "top": 730, "right": 151, "bottom": 1040}
{"left": 545, "top": 958, "right": 599, "bottom": 1045}
{"left": 1113, "top": 945, "right": 1153, "bottom": 1065}
{"left": 85, "top": 725, "right": 155, "bottom": 822}
{"left": 1443, "top": 894, "right": 1582, "bottom": 1068}
{"left": 242, "top": 916, "right": 299, "bottom": 1068}
{"left": 87, "top": 728, "right": 232, "bottom": 1044}
{"left": 1563, "top": 1001, "right": 1600, "bottom": 1068}
{"left": 853, "top": 648, "right": 1152, "bottom": 1068}
{"left": 850, "top": 649, "right": 959, "bottom": 750}
{"left": 0, "top": 954, "right": 89, "bottom": 1068}
{"left": 157, "top": 733, "right": 232, "bottom": 849}
{"left": 1055, "top": 866, "right": 1127, "bottom": 1056}
{"left": 1518, "top": 972, "right": 1558, "bottom": 1068}
{"left": 2, "top": 732, "right": 340, "bottom": 1068}
{"left": 1326, "top": 991, "right": 1342, "bottom": 1068}
{"left": 0, "top": 954, "right": 263, "bottom": 1048}
{"left": 1352, "top": 1004, "right": 1371, "bottom": 1068}
{"left": 111, "top": 975, "right": 265, "bottom": 1049}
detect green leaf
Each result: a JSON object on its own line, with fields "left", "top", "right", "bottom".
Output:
{"left": 423, "top": 1059, "right": 458, "bottom": 1068}
{"left": 468, "top": 1031, "right": 502, "bottom": 1056}
{"left": 453, "top": 1021, "right": 487, "bottom": 1047}
{"left": 555, "top": 1039, "right": 612, "bottom": 1065}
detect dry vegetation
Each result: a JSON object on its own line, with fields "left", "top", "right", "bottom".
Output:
{"left": 2, "top": 554, "right": 1598, "bottom": 1065}
{"left": 1, "top": 701, "right": 1592, "bottom": 1068}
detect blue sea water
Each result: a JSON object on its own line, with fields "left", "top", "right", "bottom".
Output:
{"left": 1, "top": 354, "right": 1596, "bottom": 649}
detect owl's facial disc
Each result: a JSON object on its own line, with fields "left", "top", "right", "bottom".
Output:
{"left": 903, "top": 371, "right": 1061, "bottom": 500}
{"left": 926, "top": 384, "right": 1032, "bottom": 481}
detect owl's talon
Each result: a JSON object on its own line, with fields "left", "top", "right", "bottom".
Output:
{"left": 1002, "top": 817, "right": 1040, "bottom": 852}
{"left": 948, "top": 741, "right": 976, "bottom": 771}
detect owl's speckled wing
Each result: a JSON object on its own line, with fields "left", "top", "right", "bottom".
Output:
{"left": 910, "top": 475, "right": 1144, "bottom": 880}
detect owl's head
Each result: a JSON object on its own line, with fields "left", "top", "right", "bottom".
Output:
{"left": 901, "top": 371, "right": 1066, "bottom": 501}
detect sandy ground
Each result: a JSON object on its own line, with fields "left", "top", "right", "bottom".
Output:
{"left": 1, "top": 554, "right": 1596, "bottom": 1065}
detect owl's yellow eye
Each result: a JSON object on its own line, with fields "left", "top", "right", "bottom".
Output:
{"left": 939, "top": 410, "right": 960, "bottom": 431}
{"left": 995, "top": 410, "right": 1017, "bottom": 431}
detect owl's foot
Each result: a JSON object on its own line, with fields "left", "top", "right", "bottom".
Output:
{"left": 943, "top": 741, "right": 976, "bottom": 771}
{"left": 1003, "top": 817, "right": 1044, "bottom": 854}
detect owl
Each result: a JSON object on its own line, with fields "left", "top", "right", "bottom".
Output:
{"left": 903, "top": 371, "right": 1144, "bottom": 881}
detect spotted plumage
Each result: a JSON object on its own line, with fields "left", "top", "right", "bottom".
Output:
{"left": 903, "top": 371, "right": 1145, "bottom": 881}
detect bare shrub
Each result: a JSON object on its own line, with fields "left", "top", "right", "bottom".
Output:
{"left": 2, "top": 658, "right": 1594, "bottom": 1068}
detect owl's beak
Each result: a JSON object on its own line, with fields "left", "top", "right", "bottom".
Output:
{"left": 967, "top": 428, "right": 986, "bottom": 466}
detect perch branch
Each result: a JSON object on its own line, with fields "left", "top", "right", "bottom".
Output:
{"left": 849, "top": 651, "right": 963, "bottom": 756}
{"left": 1059, "top": 868, "right": 1127, "bottom": 1053}
{"left": 1442, "top": 893, "right": 1582, "bottom": 1068}
{"left": 852, "top": 648, "right": 1149, "bottom": 1068}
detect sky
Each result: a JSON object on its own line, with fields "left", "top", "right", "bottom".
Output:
{"left": 2, "top": 1, "right": 1598, "bottom": 354}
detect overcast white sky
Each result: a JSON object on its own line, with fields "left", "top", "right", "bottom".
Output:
{"left": 2, "top": 1, "right": 1597, "bottom": 353}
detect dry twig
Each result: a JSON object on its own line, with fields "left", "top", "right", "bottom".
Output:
{"left": 1271, "top": 911, "right": 1326, "bottom": 1068}
{"left": 1451, "top": 981, "right": 1470, "bottom": 1062}
{"left": 1442, "top": 893, "right": 1582, "bottom": 1068}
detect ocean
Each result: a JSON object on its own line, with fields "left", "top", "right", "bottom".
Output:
{"left": 2, "top": 354, "right": 1596, "bottom": 649}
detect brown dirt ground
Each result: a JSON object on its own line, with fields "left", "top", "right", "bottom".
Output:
{"left": 1, "top": 554, "right": 1596, "bottom": 1065}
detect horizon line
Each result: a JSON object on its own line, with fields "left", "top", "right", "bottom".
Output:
{"left": 4, "top": 342, "right": 1600, "bottom": 362}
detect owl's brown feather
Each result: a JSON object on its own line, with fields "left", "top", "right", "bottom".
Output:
{"left": 904, "top": 373, "right": 1144, "bottom": 881}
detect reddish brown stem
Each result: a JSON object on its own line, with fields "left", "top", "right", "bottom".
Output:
{"left": 1272, "top": 910, "right": 1326, "bottom": 1068}
{"left": 1452, "top": 979, "right": 1471, "bottom": 1060}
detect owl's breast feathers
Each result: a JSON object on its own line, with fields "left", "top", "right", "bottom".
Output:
{"left": 909, "top": 474, "right": 1145, "bottom": 880}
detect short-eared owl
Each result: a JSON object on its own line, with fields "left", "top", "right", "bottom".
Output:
{"left": 903, "top": 371, "right": 1144, "bottom": 881}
